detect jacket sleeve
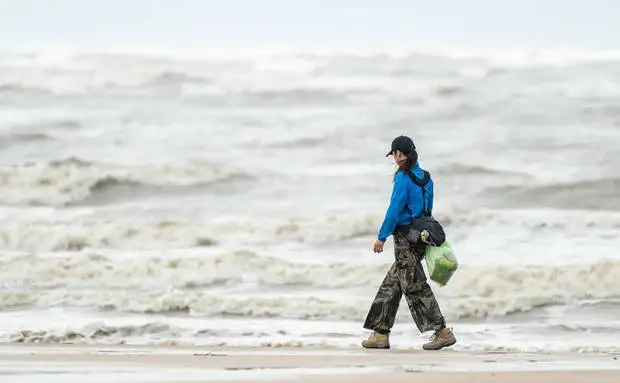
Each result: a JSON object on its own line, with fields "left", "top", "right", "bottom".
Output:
{"left": 426, "top": 179, "right": 434, "bottom": 214}
{"left": 377, "top": 172, "right": 409, "bottom": 242}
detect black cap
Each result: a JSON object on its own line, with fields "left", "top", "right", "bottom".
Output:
{"left": 386, "top": 135, "right": 416, "bottom": 157}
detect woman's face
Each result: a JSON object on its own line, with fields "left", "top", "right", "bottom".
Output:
{"left": 393, "top": 150, "right": 407, "bottom": 166}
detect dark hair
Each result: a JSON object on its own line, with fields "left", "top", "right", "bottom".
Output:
{"left": 393, "top": 149, "right": 419, "bottom": 180}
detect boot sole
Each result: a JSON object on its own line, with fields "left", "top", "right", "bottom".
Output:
{"left": 362, "top": 345, "right": 391, "bottom": 350}
{"left": 422, "top": 338, "right": 457, "bottom": 351}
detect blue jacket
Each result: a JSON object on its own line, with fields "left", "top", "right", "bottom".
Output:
{"left": 377, "top": 162, "right": 434, "bottom": 242}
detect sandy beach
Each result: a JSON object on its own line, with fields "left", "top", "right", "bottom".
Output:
{"left": 0, "top": 344, "right": 618, "bottom": 383}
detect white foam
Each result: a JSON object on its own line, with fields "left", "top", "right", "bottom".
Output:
{"left": 1, "top": 206, "right": 619, "bottom": 253}
{"left": 0, "top": 159, "right": 240, "bottom": 206}
{"left": 0, "top": 248, "right": 618, "bottom": 322}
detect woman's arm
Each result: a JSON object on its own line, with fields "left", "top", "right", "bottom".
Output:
{"left": 377, "top": 172, "right": 409, "bottom": 242}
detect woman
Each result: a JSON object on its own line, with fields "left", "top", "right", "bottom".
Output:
{"left": 362, "top": 135, "right": 456, "bottom": 351}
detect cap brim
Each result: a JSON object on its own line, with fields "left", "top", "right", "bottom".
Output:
{"left": 385, "top": 151, "right": 393, "bottom": 157}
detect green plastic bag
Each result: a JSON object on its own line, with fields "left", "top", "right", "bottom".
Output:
{"left": 424, "top": 241, "right": 458, "bottom": 287}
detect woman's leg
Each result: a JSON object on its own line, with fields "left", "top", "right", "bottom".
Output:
{"left": 400, "top": 255, "right": 446, "bottom": 333}
{"left": 394, "top": 231, "right": 446, "bottom": 333}
{"left": 393, "top": 230, "right": 456, "bottom": 349}
{"left": 362, "top": 262, "right": 402, "bottom": 335}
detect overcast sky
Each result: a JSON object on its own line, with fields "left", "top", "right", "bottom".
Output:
{"left": 1, "top": 0, "right": 618, "bottom": 50}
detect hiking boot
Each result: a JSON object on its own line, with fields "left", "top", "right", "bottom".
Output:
{"left": 422, "top": 327, "right": 456, "bottom": 350}
{"left": 361, "top": 332, "right": 390, "bottom": 349}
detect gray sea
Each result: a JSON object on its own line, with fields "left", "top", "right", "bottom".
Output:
{"left": 0, "top": 48, "right": 619, "bottom": 353}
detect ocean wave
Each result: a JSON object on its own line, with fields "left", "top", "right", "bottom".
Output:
{"left": 0, "top": 287, "right": 618, "bottom": 323}
{"left": 0, "top": 219, "right": 221, "bottom": 252}
{"left": 262, "top": 136, "right": 328, "bottom": 149}
{"left": 479, "top": 178, "right": 620, "bottom": 210}
{"left": 547, "top": 323, "right": 620, "bottom": 334}
{"left": 1, "top": 206, "right": 619, "bottom": 253}
{"left": 7, "top": 324, "right": 619, "bottom": 354}
{"left": 2, "top": 48, "right": 619, "bottom": 108}
{"left": 5, "top": 322, "right": 364, "bottom": 348}
{"left": 7, "top": 329, "right": 620, "bottom": 355}
{"left": 7, "top": 118, "right": 82, "bottom": 132}
{"left": 0, "top": 250, "right": 386, "bottom": 289}
{"left": 0, "top": 132, "right": 52, "bottom": 149}
{"left": 147, "top": 70, "right": 212, "bottom": 86}
{"left": 4, "top": 48, "right": 620, "bottom": 77}
{"left": 242, "top": 88, "right": 358, "bottom": 105}
{"left": 1, "top": 251, "right": 619, "bottom": 320}
{"left": 1, "top": 51, "right": 476, "bottom": 106}
{"left": 0, "top": 158, "right": 247, "bottom": 206}
{"left": 433, "top": 205, "right": 620, "bottom": 232}
{"left": 0, "top": 78, "right": 461, "bottom": 105}
{"left": 234, "top": 84, "right": 464, "bottom": 106}
{"left": 0, "top": 83, "right": 51, "bottom": 95}
{"left": 0, "top": 212, "right": 382, "bottom": 252}
{"left": 434, "top": 163, "right": 532, "bottom": 177}
{"left": 9, "top": 323, "right": 179, "bottom": 344}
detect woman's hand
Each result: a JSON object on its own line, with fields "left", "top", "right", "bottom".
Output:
{"left": 373, "top": 239, "right": 385, "bottom": 253}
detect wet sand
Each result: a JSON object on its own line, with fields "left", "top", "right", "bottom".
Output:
{"left": 0, "top": 343, "right": 618, "bottom": 382}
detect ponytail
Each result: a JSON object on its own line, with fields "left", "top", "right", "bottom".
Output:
{"left": 404, "top": 150, "right": 418, "bottom": 172}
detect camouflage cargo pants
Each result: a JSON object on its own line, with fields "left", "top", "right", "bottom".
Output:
{"left": 363, "top": 229, "right": 446, "bottom": 334}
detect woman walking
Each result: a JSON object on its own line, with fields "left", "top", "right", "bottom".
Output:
{"left": 362, "top": 135, "right": 456, "bottom": 351}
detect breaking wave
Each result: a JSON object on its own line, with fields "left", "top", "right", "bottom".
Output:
{"left": 7, "top": 322, "right": 619, "bottom": 354}
{"left": 1, "top": 249, "right": 619, "bottom": 321}
{"left": 4, "top": 49, "right": 618, "bottom": 104}
{"left": 480, "top": 178, "right": 620, "bottom": 210}
{"left": 0, "top": 157, "right": 247, "bottom": 206}
{"left": 1, "top": 206, "right": 620, "bottom": 253}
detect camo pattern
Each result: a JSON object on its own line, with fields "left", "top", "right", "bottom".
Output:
{"left": 363, "top": 230, "right": 446, "bottom": 334}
